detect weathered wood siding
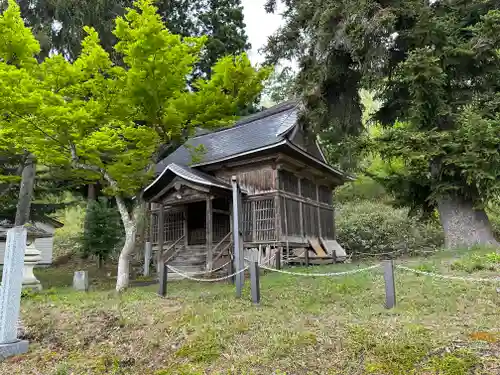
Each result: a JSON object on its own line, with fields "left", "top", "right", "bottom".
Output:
{"left": 216, "top": 165, "right": 277, "bottom": 195}
{"left": 278, "top": 167, "right": 336, "bottom": 241}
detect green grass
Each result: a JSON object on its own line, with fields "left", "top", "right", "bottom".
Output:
{"left": 4, "top": 247, "right": 500, "bottom": 375}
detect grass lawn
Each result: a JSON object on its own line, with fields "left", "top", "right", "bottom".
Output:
{"left": 3, "top": 248, "right": 500, "bottom": 375}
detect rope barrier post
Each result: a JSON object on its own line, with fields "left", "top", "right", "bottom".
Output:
{"left": 250, "top": 261, "right": 260, "bottom": 304}
{"left": 158, "top": 262, "right": 168, "bottom": 297}
{"left": 276, "top": 248, "right": 281, "bottom": 270}
{"left": 383, "top": 260, "right": 396, "bottom": 309}
{"left": 232, "top": 176, "right": 243, "bottom": 298}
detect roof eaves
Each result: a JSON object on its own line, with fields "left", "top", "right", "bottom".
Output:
{"left": 284, "top": 141, "right": 354, "bottom": 181}
{"left": 145, "top": 163, "right": 232, "bottom": 194}
{"left": 170, "top": 165, "right": 231, "bottom": 190}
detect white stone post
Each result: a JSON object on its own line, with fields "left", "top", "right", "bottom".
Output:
{"left": 0, "top": 227, "right": 29, "bottom": 360}
{"left": 22, "top": 239, "right": 42, "bottom": 291}
{"left": 144, "top": 241, "right": 152, "bottom": 276}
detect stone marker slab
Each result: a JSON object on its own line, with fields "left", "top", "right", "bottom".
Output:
{"left": 0, "top": 227, "right": 27, "bottom": 345}
{"left": 0, "top": 340, "right": 28, "bottom": 360}
{"left": 73, "top": 271, "right": 89, "bottom": 291}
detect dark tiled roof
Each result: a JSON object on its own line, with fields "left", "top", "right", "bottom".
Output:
{"left": 165, "top": 164, "right": 231, "bottom": 190}
{"left": 143, "top": 163, "right": 233, "bottom": 200}
{"left": 155, "top": 101, "right": 298, "bottom": 173}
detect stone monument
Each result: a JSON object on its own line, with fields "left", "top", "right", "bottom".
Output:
{"left": 72, "top": 271, "right": 89, "bottom": 291}
{"left": 0, "top": 227, "right": 29, "bottom": 360}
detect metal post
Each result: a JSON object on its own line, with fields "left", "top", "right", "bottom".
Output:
{"left": 276, "top": 248, "right": 281, "bottom": 270}
{"left": 249, "top": 261, "right": 260, "bottom": 304}
{"left": 383, "top": 260, "right": 396, "bottom": 309}
{"left": 158, "top": 262, "right": 168, "bottom": 297}
{"left": 305, "top": 248, "right": 309, "bottom": 267}
{"left": 231, "top": 176, "right": 243, "bottom": 298}
{"left": 144, "top": 241, "right": 152, "bottom": 276}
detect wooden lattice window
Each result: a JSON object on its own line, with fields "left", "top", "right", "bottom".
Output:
{"left": 151, "top": 212, "right": 159, "bottom": 243}
{"left": 320, "top": 208, "right": 335, "bottom": 239}
{"left": 164, "top": 209, "right": 185, "bottom": 242}
{"left": 318, "top": 185, "right": 333, "bottom": 205}
{"left": 280, "top": 197, "right": 301, "bottom": 236}
{"left": 242, "top": 200, "right": 253, "bottom": 242}
{"left": 255, "top": 198, "right": 275, "bottom": 241}
{"left": 303, "top": 203, "right": 319, "bottom": 236}
{"left": 301, "top": 179, "right": 317, "bottom": 200}
{"left": 279, "top": 170, "right": 299, "bottom": 195}
{"left": 213, "top": 213, "right": 230, "bottom": 243}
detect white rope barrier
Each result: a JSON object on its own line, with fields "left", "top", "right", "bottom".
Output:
{"left": 168, "top": 260, "right": 232, "bottom": 276}
{"left": 396, "top": 265, "right": 500, "bottom": 283}
{"left": 167, "top": 265, "right": 248, "bottom": 282}
{"left": 257, "top": 263, "right": 381, "bottom": 277}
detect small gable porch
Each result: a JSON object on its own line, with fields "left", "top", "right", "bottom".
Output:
{"left": 144, "top": 164, "right": 236, "bottom": 275}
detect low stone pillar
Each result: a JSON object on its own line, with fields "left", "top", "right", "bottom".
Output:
{"left": 144, "top": 241, "right": 152, "bottom": 277}
{"left": 0, "top": 227, "right": 29, "bottom": 360}
{"left": 73, "top": 271, "right": 89, "bottom": 291}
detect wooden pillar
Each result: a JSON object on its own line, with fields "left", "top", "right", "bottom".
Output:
{"left": 252, "top": 201, "right": 257, "bottom": 242}
{"left": 298, "top": 178, "right": 304, "bottom": 238}
{"left": 156, "top": 204, "right": 164, "bottom": 274}
{"left": 274, "top": 194, "right": 281, "bottom": 242}
{"left": 232, "top": 176, "right": 244, "bottom": 297}
{"left": 183, "top": 206, "right": 189, "bottom": 248}
{"left": 316, "top": 185, "right": 322, "bottom": 238}
{"left": 206, "top": 196, "right": 213, "bottom": 271}
{"left": 274, "top": 166, "right": 281, "bottom": 241}
{"left": 149, "top": 206, "right": 155, "bottom": 245}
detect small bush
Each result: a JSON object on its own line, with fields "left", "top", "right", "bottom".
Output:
{"left": 451, "top": 252, "right": 499, "bottom": 273}
{"left": 336, "top": 200, "right": 444, "bottom": 256}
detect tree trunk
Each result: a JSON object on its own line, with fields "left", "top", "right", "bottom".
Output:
{"left": 14, "top": 154, "right": 35, "bottom": 226}
{"left": 14, "top": 154, "right": 36, "bottom": 340}
{"left": 97, "top": 255, "right": 104, "bottom": 269}
{"left": 115, "top": 196, "right": 137, "bottom": 292}
{"left": 437, "top": 196, "right": 499, "bottom": 249}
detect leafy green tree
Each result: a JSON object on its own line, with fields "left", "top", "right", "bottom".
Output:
{"left": 0, "top": 0, "right": 270, "bottom": 290}
{"left": 81, "top": 198, "right": 123, "bottom": 268}
{"left": 265, "top": 0, "right": 500, "bottom": 248}
{"left": 11, "top": 0, "right": 250, "bottom": 77}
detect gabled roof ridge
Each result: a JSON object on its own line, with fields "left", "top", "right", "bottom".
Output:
{"left": 189, "top": 100, "right": 299, "bottom": 141}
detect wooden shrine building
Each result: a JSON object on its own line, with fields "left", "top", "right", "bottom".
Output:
{"left": 143, "top": 101, "right": 350, "bottom": 275}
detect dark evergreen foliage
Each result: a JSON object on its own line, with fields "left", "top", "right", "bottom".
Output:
{"left": 265, "top": 0, "right": 500, "bottom": 212}
{"left": 81, "top": 197, "right": 123, "bottom": 267}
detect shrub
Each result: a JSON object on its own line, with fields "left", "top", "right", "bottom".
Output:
{"left": 451, "top": 251, "right": 499, "bottom": 273}
{"left": 336, "top": 200, "right": 444, "bottom": 256}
